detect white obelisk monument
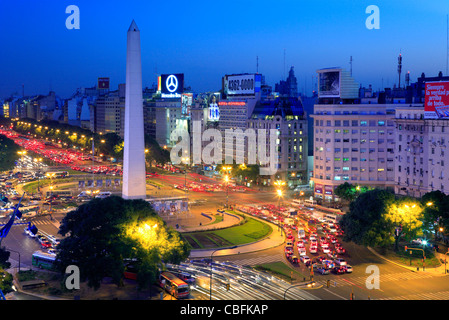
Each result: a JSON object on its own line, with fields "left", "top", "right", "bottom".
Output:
{"left": 122, "top": 20, "right": 146, "bottom": 199}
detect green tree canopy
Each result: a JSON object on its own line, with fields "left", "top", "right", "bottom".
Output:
{"left": 0, "top": 134, "right": 21, "bottom": 172}
{"left": 340, "top": 189, "right": 424, "bottom": 250}
{"left": 56, "top": 196, "right": 190, "bottom": 290}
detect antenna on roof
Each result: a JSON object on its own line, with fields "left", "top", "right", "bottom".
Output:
{"left": 283, "top": 49, "right": 286, "bottom": 80}
{"left": 397, "top": 51, "right": 402, "bottom": 88}
{"left": 350, "top": 56, "right": 353, "bottom": 77}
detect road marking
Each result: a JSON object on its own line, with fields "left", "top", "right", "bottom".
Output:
{"left": 323, "top": 288, "right": 347, "bottom": 300}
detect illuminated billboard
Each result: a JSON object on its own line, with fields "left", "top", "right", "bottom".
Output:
{"left": 223, "top": 74, "right": 261, "bottom": 97}
{"left": 161, "top": 74, "right": 184, "bottom": 98}
{"left": 318, "top": 70, "right": 340, "bottom": 98}
{"left": 181, "top": 93, "right": 193, "bottom": 115}
{"left": 208, "top": 93, "right": 220, "bottom": 121}
{"left": 424, "top": 81, "right": 449, "bottom": 119}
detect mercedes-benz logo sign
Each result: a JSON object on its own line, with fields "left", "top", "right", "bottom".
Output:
{"left": 166, "top": 75, "right": 178, "bottom": 93}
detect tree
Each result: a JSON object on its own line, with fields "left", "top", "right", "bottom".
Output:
{"left": 0, "top": 134, "right": 20, "bottom": 172}
{"left": 340, "top": 189, "right": 395, "bottom": 247}
{"left": 0, "top": 247, "right": 11, "bottom": 269}
{"left": 384, "top": 197, "right": 423, "bottom": 251}
{"left": 340, "top": 189, "right": 423, "bottom": 251}
{"left": 421, "top": 191, "right": 449, "bottom": 240}
{"left": 56, "top": 196, "right": 190, "bottom": 290}
{"left": 334, "top": 182, "right": 356, "bottom": 202}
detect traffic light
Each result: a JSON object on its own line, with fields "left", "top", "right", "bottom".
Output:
{"left": 405, "top": 246, "right": 407, "bottom": 252}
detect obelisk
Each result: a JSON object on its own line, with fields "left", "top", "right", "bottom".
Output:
{"left": 122, "top": 20, "right": 146, "bottom": 199}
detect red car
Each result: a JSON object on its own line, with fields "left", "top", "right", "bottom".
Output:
{"left": 41, "top": 241, "right": 52, "bottom": 248}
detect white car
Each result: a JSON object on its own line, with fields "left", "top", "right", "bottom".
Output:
{"left": 298, "top": 248, "right": 307, "bottom": 256}
{"left": 344, "top": 265, "right": 353, "bottom": 273}
{"left": 335, "top": 258, "right": 347, "bottom": 266}
{"left": 300, "top": 255, "right": 311, "bottom": 264}
{"left": 322, "top": 247, "right": 330, "bottom": 254}
{"left": 309, "top": 246, "right": 318, "bottom": 254}
{"left": 309, "top": 236, "right": 317, "bottom": 242}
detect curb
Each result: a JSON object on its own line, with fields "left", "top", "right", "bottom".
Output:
{"left": 367, "top": 246, "right": 447, "bottom": 275}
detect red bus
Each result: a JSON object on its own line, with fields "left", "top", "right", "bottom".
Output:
{"left": 158, "top": 271, "right": 190, "bottom": 299}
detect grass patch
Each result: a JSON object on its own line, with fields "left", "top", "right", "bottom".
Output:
{"left": 374, "top": 245, "right": 441, "bottom": 268}
{"left": 208, "top": 214, "right": 223, "bottom": 225}
{"left": 254, "top": 262, "right": 306, "bottom": 282}
{"left": 211, "top": 217, "right": 272, "bottom": 245}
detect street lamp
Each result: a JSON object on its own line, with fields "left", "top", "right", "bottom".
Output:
{"left": 222, "top": 166, "right": 232, "bottom": 209}
{"left": 210, "top": 246, "right": 237, "bottom": 300}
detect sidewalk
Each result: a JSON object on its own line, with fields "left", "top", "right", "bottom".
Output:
{"left": 367, "top": 247, "right": 449, "bottom": 276}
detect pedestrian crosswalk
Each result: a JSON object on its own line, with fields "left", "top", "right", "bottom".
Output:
{"left": 220, "top": 254, "right": 283, "bottom": 267}
{"left": 376, "top": 290, "right": 449, "bottom": 300}
{"left": 314, "top": 271, "right": 437, "bottom": 288}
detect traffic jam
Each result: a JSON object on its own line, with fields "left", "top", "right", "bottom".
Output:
{"left": 237, "top": 202, "right": 351, "bottom": 277}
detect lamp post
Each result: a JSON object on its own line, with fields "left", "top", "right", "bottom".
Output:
{"left": 283, "top": 281, "right": 321, "bottom": 300}
{"left": 210, "top": 246, "right": 237, "bottom": 300}
{"left": 222, "top": 166, "right": 232, "bottom": 209}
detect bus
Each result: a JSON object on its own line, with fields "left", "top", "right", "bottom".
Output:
{"left": 158, "top": 271, "right": 190, "bottom": 299}
{"left": 46, "top": 190, "right": 73, "bottom": 198}
{"left": 291, "top": 199, "right": 302, "bottom": 207}
{"left": 49, "top": 171, "right": 69, "bottom": 179}
{"left": 32, "top": 251, "right": 56, "bottom": 270}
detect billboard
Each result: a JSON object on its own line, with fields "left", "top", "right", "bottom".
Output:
{"left": 424, "top": 81, "right": 449, "bottom": 119}
{"left": 318, "top": 70, "right": 341, "bottom": 98}
{"left": 161, "top": 74, "right": 184, "bottom": 98}
{"left": 208, "top": 93, "right": 220, "bottom": 121}
{"left": 98, "top": 77, "right": 110, "bottom": 90}
{"left": 181, "top": 93, "right": 193, "bottom": 115}
{"left": 223, "top": 74, "right": 261, "bottom": 97}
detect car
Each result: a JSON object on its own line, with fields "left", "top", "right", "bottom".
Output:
{"left": 322, "top": 259, "right": 335, "bottom": 269}
{"left": 322, "top": 247, "right": 330, "bottom": 254}
{"left": 309, "top": 246, "right": 318, "bottom": 254}
{"left": 287, "top": 233, "right": 294, "bottom": 240}
{"left": 330, "top": 237, "right": 337, "bottom": 244}
{"left": 335, "top": 247, "right": 346, "bottom": 254}
{"left": 334, "top": 258, "right": 347, "bottom": 266}
{"left": 343, "top": 265, "right": 353, "bottom": 273}
{"left": 286, "top": 241, "right": 294, "bottom": 247}
{"left": 298, "top": 248, "right": 307, "bottom": 256}
{"left": 41, "top": 240, "right": 52, "bottom": 248}
{"left": 290, "top": 256, "right": 298, "bottom": 264}
{"left": 321, "top": 241, "right": 329, "bottom": 248}
{"left": 411, "top": 238, "right": 424, "bottom": 245}
{"left": 319, "top": 236, "right": 326, "bottom": 243}
{"left": 285, "top": 246, "right": 294, "bottom": 254}
{"left": 332, "top": 266, "right": 346, "bottom": 275}
{"left": 315, "top": 265, "right": 330, "bottom": 275}
{"left": 300, "top": 255, "right": 311, "bottom": 264}
{"left": 309, "top": 236, "right": 317, "bottom": 242}
{"left": 297, "top": 240, "right": 305, "bottom": 248}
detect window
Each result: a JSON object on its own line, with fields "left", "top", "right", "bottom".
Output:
{"left": 361, "top": 121, "right": 367, "bottom": 126}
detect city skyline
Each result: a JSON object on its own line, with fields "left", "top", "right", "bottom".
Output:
{"left": 1, "top": 0, "right": 449, "bottom": 98}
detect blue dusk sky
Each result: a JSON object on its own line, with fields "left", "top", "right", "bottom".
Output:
{"left": 0, "top": 0, "right": 448, "bottom": 99}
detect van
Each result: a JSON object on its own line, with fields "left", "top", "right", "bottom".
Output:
{"left": 95, "top": 191, "right": 111, "bottom": 199}
{"left": 77, "top": 191, "right": 90, "bottom": 198}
